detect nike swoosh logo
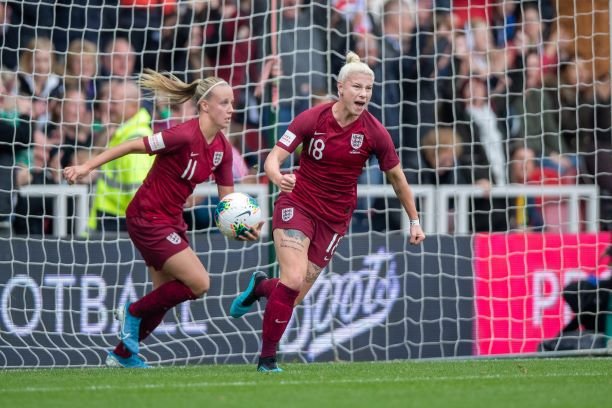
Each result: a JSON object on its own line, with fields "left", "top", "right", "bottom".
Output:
{"left": 314, "top": 131, "right": 325, "bottom": 135}
{"left": 324, "top": 256, "right": 331, "bottom": 261}
{"left": 120, "top": 325, "right": 131, "bottom": 340}
{"left": 190, "top": 152, "right": 199, "bottom": 157}
{"left": 236, "top": 210, "right": 251, "bottom": 217}
{"left": 275, "top": 319, "right": 288, "bottom": 324}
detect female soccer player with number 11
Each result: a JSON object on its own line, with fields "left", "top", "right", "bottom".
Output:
{"left": 64, "top": 71, "right": 263, "bottom": 368}
{"left": 230, "top": 51, "right": 426, "bottom": 372}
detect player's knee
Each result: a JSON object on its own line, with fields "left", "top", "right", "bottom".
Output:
{"left": 189, "top": 275, "right": 210, "bottom": 298}
{"left": 280, "top": 274, "right": 303, "bottom": 292}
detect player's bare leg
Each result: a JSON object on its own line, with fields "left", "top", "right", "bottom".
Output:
{"left": 294, "top": 262, "right": 323, "bottom": 305}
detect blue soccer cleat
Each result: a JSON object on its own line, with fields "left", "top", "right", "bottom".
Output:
{"left": 115, "top": 302, "right": 141, "bottom": 355}
{"left": 230, "top": 271, "right": 268, "bottom": 318}
{"left": 105, "top": 351, "right": 150, "bottom": 369}
{"left": 257, "top": 356, "right": 283, "bottom": 373}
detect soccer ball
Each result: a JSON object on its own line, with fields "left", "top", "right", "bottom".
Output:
{"left": 214, "top": 192, "right": 262, "bottom": 239}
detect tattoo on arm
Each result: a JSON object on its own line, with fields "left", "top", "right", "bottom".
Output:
{"left": 279, "top": 229, "right": 307, "bottom": 251}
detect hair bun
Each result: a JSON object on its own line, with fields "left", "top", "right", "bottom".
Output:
{"left": 346, "top": 51, "right": 361, "bottom": 64}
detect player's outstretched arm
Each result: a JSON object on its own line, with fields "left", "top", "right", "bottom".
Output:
{"left": 385, "top": 164, "right": 425, "bottom": 245}
{"left": 64, "top": 138, "right": 147, "bottom": 185}
{"left": 264, "top": 145, "right": 295, "bottom": 193}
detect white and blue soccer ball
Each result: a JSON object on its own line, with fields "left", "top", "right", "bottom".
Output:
{"left": 214, "top": 192, "right": 262, "bottom": 239}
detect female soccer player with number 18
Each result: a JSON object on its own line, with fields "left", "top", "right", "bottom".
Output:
{"left": 230, "top": 51, "right": 426, "bottom": 372}
{"left": 64, "top": 71, "right": 263, "bottom": 368}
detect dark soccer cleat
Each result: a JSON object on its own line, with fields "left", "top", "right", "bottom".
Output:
{"left": 257, "top": 356, "right": 283, "bottom": 373}
{"left": 230, "top": 271, "right": 268, "bottom": 318}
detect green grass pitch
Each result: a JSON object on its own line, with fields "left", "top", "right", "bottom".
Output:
{"left": 1, "top": 358, "right": 610, "bottom": 408}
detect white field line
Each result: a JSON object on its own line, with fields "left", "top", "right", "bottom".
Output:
{"left": 0, "top": 371, "right": 608, "bottom": 394}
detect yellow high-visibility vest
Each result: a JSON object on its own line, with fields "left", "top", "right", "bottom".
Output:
{"left": 88, "top": 108, "right": 154, "bottom": 230}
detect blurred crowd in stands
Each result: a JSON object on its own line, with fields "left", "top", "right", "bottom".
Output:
{"left": 0, "top": 0, "right": 610, "bottom": 235}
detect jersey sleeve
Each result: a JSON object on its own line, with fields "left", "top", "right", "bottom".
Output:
{"left": 143, "top": 126, "right": 189, "bottom": 155}
{"left": 372, "top": 121, "right": 400, "bottom": 172}
{"left": 275, "top": 109, "right": 314, "bottom": 153}
{"left": 213, "top": 137, "right": 235, "bottom": 187}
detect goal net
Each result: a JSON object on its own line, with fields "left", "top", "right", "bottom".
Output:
{"left": 0, "top": 0, "right": 610, "bottom": 368}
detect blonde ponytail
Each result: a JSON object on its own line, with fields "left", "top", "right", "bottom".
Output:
{"left": 139, "top": 69, "right": 228, "bottom": 106}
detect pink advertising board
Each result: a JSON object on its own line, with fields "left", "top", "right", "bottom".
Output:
{"left": 474, "top": 233, "right": 611, "bottom": 355}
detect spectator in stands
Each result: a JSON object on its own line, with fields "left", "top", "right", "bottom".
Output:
{"left": 64, "top": 69, "right": 263, "bottom": 369}
{"left": 556, "top": 58, "right": 611, "bottom": 230}
{"left": 47, "top": 88, "right": 94, "bottom": 181}
{"left": 557, "top": 58, "right": 592, "bottom": 164}
{"left": 0, "top": 3, "right": 9, "bottom": 67}
{"left": 13, "top": 128, "right": 55, "bottom": 235}
{"left": 99, "top": 37, "right": 137, "bottom": 81}
{"left": 64, "top": 39, "right": 100, "bottom": 108}
{"left": 200, "top": 0, "right": 257, "bottom": 120}
{"left": 367, "top": 0, "right": 421, "bottom": 231}
{"left": 114, "top": 0, "right": 176, "bottom": 71}
{"left": 455, "top": 76, "right": 509, "bottom": 232}
{"left": 466, "top": 19, "right": 507, "bottom": 84}
{"left": 13, "top": 88, "right": 94, "bottom": 236}
{"left": 394, "top": 0, "right": 437, "bottom": 178}
{"left": 1, "top": 1, "right": 53, "bottom": 70}
{"left": 230, "top": 52, "right": 425, "bottom": 372}
{"left": 91, "top": 80, "right": 115, "bottom": 151}
{"left": 437, "top": 31, "right": 471, "bottom": 125}
{"left": 53, "top": 0, "right": 105, "bottom": 55}
{"left": 369, "top": 3, "right": 410, "bottom": 148}
{"left": 0, "top": 69, "right": 33, "bottom": 233}
{"left": 157, "top": 7, "right": 192, "bottom": 76}
{"left": 97, "top": 37, "right": 155, "bottom": 116}
{"left": 333, "top": 0, "right": 372, "bottom": 35}
{"left": 418, "top": 127, "right": 466, "bottom": 186}
{"left": 586, "top": 74, "right": 612, "bottom": 231}
{"left": 410, "top": 126, "right": 469, "bottom": 230}
{"left": 490, "top": 0, "right": 518, "bottom": 47}
{"left": 510, "top": 52, "right": 573, "bottom": 173}
{"left": 87, "top": 79, "right": 154, "bottom": 233}
{"left": 17, "top": 37, "right": 63, "bottom": 131}
{"left": 507, "top": 146, "right": 544, "bottom": 231}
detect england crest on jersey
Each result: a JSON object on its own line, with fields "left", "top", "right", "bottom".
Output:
{"left": 213, "top": 151, "right": 224, "bottom": 166}
{"left": 166, "top": 232, "right": 182, "bottom": 245}
{"left": 282, "top": 207, "right": 294, "bottom": 222}
{"left": 351, "top": 133, "right": 364, "bottom": 150}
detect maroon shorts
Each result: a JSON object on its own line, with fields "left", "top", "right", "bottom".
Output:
{"left": 127, "top": 216, "right": 190, "bottom": 271}
{"left": 272, "top": 196, "right": 345, "bottom": 268}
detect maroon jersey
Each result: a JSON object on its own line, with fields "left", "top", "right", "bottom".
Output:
{"left": 276, "top": 102, "right": 400, "bottom": 230}
{"left": 127, "top": 118, "right": 234, "bottom": 226}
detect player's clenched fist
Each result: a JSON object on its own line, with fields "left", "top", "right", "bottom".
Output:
{"left": 409, "top": 225, "right": 426, "bottom": 245}
{"left": 279, "top": 174, "right": 296, "bottom": 193}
